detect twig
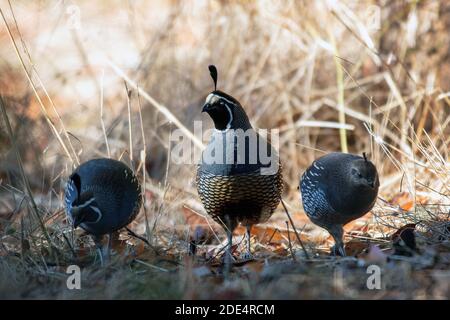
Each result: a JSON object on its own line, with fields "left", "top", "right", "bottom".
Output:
{"left": 125, "top": 227, "right": 153, "bottom": 249}
{"left": 0, "top": 95, "right": 55, "bottom": 253}
{"left": 267, "top": 228, "right": 280, "bottom": 244}
{"left": 330, "top": 32, "right": 348, "bottom": 153}
{"left": 140, "top": 150, "right": 151, "bottom": 245}
{"left": 100, "top": 69, "right": 111, "bottom": 158}
{"left": 6, "top": 0, "right": 80, "bottom": 166}
{"left": 285, "top": 221, "right": 296, "bottom": 262}
{"left": 107, "top": 59, "right": 205, "bottom": 150}
{"left": 134, "top": 259, "right": 168, "bottom": 272}
{"left": 61, "top": 232, "right": 77, "bottom": 260}
{"left": 124, "top": 82, "right": 134, "bottom": 166}
{"left": 0, "top": 8, "right": 75, "bottom": 165}
{"left": 281, "top": 199, "right": 310, "bottom": 259}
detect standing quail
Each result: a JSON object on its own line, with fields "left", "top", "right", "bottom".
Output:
{"left": 196, "top": 65, "right": 283, "bottom": 269}
{"left": 64, "top": 158, "right": 142, "bottom": 264}
{"left": 299, "top": 152, "right": 379, "bottom": 256}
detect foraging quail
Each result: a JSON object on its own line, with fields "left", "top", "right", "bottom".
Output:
{"left": 196, "top": 65, "right": 283, "bottom": 267}
{"left": 299, "top": 152, "right": 379, "bottom": 256}
{"left": 64, "top": 158, "right": 142, "bottom": 263}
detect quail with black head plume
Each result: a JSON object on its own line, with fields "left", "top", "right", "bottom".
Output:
{"left": 299, "top": 152, "right": 379, "bottom": 256}
{"left": 64, "top": 158, "right": 142, "bottom": 264}
{"left": 197, "top": 65, "right": 283, "bottom": 271}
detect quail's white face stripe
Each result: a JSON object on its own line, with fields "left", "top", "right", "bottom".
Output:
{"left": 225, "top": 104, "right": 233, "bottom": 129}
{"left": 72, "top": 197, "right": 96, "bottom": 210}
{"left": 88, "top": 206, "right": 102, "bottom": 224}
{"left": 205, "top": 93, "right": 234, "bottom": 130}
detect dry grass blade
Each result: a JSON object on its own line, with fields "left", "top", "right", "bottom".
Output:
{"left": 99, "top": 69, "right": 111, "bottom": 158}
{"left": 0, "top": 1, "right": 448, "bottom": 300}
{"left": 281, "top": 199, "right": 309, "bottom": 259}
{"left": 107, "top": 59, "right": 205, "bottom": 151}
{"left": 0, "top": 95, "right": 53, "bottom": 251}
{"left": 0, "top": 7, "right": 77, "bottom": 166}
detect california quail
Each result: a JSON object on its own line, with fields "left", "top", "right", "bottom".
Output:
{"left": 299, "top": 152, "right": 379, "bottom": 256}
{"left": 64, "top": 158, "right": 142, "bottom": 263}
{"left": 196, "top": 65, "right": 283, "bottom": 268}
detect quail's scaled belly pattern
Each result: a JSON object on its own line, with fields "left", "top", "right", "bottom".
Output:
{"left": 197, "top": 165, "right": 283, "bottom": 230}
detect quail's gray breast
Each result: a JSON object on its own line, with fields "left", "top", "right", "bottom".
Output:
{"left": 300, "top": 152, "right": 379, "bottom": 229}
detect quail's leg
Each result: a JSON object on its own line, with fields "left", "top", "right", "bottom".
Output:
{"left": 240, "top": 225, "right": 254, "bottom": 261}
{"left": 222, "top": 214, "right": 236, "bottom": 276}
{"left": 328, "top": 225, "right": 346, "bottom": 257}
{"left": 93, "top": 235, "right": 105, "bottom": 266}
{"left": 224, "top": 228, "right": 233, "bottom": 276}
{"left": 105, "top": 233, "right": 113, "bottom": 262}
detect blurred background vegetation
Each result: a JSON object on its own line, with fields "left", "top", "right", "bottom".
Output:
{"left": 0, "top": 0, "right": 449, "bottom": 299}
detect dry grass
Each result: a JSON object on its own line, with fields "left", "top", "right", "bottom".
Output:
{"left": 0, "top": 0, "right": 449, "bottom": 299}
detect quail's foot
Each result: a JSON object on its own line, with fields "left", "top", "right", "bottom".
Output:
{"left": 239, "top": 251, "right": 254, "bottom": 262}
{"left": 239, "top": 226, "right": 254, "bottom": 261}
{"left": 330, "top": 244, "right": 346, "bottom": 257}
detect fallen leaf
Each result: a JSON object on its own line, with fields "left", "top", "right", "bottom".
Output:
{"left": 182, "top": 205, "right": 221, "bottom": 245}
{"left": 392, "top": 224, "right": 417, "bottom": 256}
{"left": 344, "top": 239, "right": 369, "bottom": 256}
{"left": 389, "top": 192, "right": 429, "bottom": 211}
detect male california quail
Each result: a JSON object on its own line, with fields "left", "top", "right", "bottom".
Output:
{"left": 197, "top": 65, "right": 283, "bottom": 267}
{"left": 299, "top": 152, "right": 379, "bottom": 256}
{"left": 64, "top": 158, "right": 142, "bottom": 263}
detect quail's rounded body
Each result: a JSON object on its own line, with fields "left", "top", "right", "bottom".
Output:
{"left": 300, "top": 152, "right": 379, "bottom": 255}
{"left": 197, "top": 147, "right": 283, "bottom": 231}
{"left": 64, "top": 158, "right": 142, "bottom": 236}
{"left": 197, "top": 92, "right": 283, "bottom": 233}
{"left": 197, "top": 66, "right": 283, "bottom": 264}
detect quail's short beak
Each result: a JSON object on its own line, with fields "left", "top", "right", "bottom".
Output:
{"left": 71, "top": 209, "right": 83, "bottom": 228}
{"left": 73, "top": 216, "right": 82, "bottom": 228}
{"left": 367, "top": 179, "right": 375, "bottom": 189}
{"left": 202, "top": 103, "right": 211, "bottom": 113}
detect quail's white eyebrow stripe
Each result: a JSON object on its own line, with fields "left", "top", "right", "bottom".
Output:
{"left": 205, "top": 93, "right": 218, "bottom": 104}
{"left": 206, "top": 93, "right": 236, "bottom": 107}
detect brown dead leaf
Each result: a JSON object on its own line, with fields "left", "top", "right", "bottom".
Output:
{"left": 133, "top": 241, "right": 146, "bottom": 257}
{"left": 238, "top": 224, "right": 309, "bottom": 246}
{"left": 344, "top": 239, "right": 369, "bottom": 256}
{"left": 182, "top": 205, "right": 220, "bottom": 232}
{"left": 389, "top": 192, "right": 429, "bottom": 211}
{"left": 182, "top": 205, "right": 222, "bottom": 246}
{"left": 392, "top": 224, "right": 417, "bottom": 256}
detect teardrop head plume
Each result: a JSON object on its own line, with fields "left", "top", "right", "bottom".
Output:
{"left": 208, "top": 65, "right": 217, "bottom": 91}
